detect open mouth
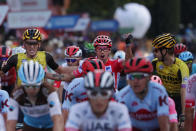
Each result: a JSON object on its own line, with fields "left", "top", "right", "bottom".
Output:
{"left": 101, "top": 54, "right": 105, "bottom": 59}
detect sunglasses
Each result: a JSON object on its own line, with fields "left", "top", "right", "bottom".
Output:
{"left": 65, "top": 58, "right": 78, "bottom": 63}
{"left": 87, "top": 89, "right": 112, "bottom": 99}
{"left": 96, "top": 46, "right": 110, "bottom": 52}
{"left": 127, "top": 73, "right": 149, "bottom": 80}
{"left": 24, "top": 85, "right": 40, "bottom": 88}
{"left": 25, "top": 41, "right": 38, "bottom": 45}
{"left": 1, "top": 57, "right": 8, "bottom": 61}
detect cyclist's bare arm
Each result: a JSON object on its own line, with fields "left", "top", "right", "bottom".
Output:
{"left": 169, "top": 122, "right": 178, "bottom": 131}
{"left": 184, "top": 107, "right": 194, "bottom": 131}
{"left": 158, "top": 115, "right": 169, "bottom": 131}
{"left": 55, "top": 65, "right": 78, "bottom": 74}
{"left": 7, "top": 120, "right": 17, "bottom": 131}
{"left": 45, "top": 72, "right": 74, "bottom": 82}
{"left": 125, "top": 33, "right": 133, "bottom": 61}
{"left": 63, "top": 109, "right": 69, "bottom": 125}
{"left": 52, "top": 114, "right": 64, "bottom": 131}
{"left": 181, "top": 87, "right": 186, "bottom": 114}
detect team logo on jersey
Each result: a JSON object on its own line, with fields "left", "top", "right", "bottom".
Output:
{"left": 105, "top": 66, "right": 112, "bottom": 72}
{"left": 183, "top": 77, "right": 188, "bottom": 81}
{"left": 131, "top": 101, "right": 138, "bottom": 106}
{"left": 22, "top": 59, "right": 27, "bottom": 63}
{"left": 49, "top": 101, "right": 55, "bottom": 107}
{"left": 130, "top": 109, "right": 157, "bottom": 121}
{"left": 159, "top": 65, "right": 164, "bottom": 70}
{"left": 9, "top": 106, "right": 15, "bottom": 111}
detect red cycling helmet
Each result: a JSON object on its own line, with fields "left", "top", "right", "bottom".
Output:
{"left": 124, "top": 58, "right": 153, "bottom": 73}
{"left": 84, "top": 70, "right": 113, "bottom": 89}
{"left": 0, "top": 46, "right": 12, "bottom": 58}
{"left": 93, "top": 35, "right": 112, "bottom": 48}
{"left": 65, "top": 46, "right": 82, "bottom": 57}
{"left": 82, "top": 58, "right": 105, "bottom": 75}
{"left": 151, "top": 75, "right": 163, "bottom": 85}
{"left": 174, "top": 43, "right": 187, "bottom": 56}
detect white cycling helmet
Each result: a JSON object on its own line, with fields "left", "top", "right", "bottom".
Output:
{"left": 113, "top": 50, "right": 125, "bottom": 60}
{"left": 64, "top": 46, "right": 82, "bottom": 57}
{"left": 18, "top": 60, "right": 45, "bottom": 86}
{"left": 12, "top": 46, "right": 26, "bottom": 55}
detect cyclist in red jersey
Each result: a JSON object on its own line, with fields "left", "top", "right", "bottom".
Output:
{"left": 0, "top": 46, "right": 16, "bottom": 95}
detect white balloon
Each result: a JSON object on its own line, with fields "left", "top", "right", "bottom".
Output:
{"left": 114, "top": 3, "right": 151, "bottom": 39}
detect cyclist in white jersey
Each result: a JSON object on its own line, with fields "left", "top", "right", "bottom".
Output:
{"left": 115, "top": 58, "right": 169, "bottom": 131}
{"left": 62, "top": 58, "right": 105, "bottom": 124}
{"left": 0, "top": 84, "right": 9, "bottom": 131}
{"left": 65, "top": 70, "right": 132, "bottom": 131}
{"left": 7, "top": 60, "right": 63, "bottom": 131}
{"left": 184, "top": 74, "right": 196, "bottom": 131}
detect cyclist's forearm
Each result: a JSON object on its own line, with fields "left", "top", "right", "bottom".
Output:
{"left": 52, "top": 115, "right": 64, "bottom": 131}
{"left": 184, "top": 108, "right": 194, "bottom": 131}
{"left": 45, "top": 72, "right": 73, "bottom": 82}
{"left": 181, "top": 87, "right": 186, "bottom": 114}
{"left": 6, "top": 120, "right": 17, "bottom": 131}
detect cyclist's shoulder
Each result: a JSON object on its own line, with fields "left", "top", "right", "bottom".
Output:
{"left": 115, "top": 85, "right": 131, "bottom": 99}
{"left": 149, "top": 82, "right": 167, "bottom": 95}
{"left": 71, "top": 101, "right": 89, "bottom": 112}
{"left": 0, "top": 90, "right": 9, "bottom": 98}
{"left": 108, "top": 101, "right": 128, "bottom": 111}
{"left": 67, "top": 77, "right": 84, "bottom": 91}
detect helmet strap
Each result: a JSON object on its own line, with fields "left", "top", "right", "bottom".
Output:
{"left": 160, "top": 48, "right": 168, "bottom": 61}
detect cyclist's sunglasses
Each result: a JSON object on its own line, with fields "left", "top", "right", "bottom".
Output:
{"left": 65, "top": 58, "right": 78, "bottom": 63}
{"left": 127, "top": 73, "right": 149, "bottom": 80}
{"left": 96, "top": 46, "right": 110, "bottom": 52}
{"left": 0, "top": 57, "right": 8, "bottom": 61}
{"left": 87, "top": 89, "right": 112, "bottom": 99}
{"left": 24, "top": 85, "right": 40, "bottom": 88}
{"left": 25, "top": 41, "right": 38, "bottom": 45}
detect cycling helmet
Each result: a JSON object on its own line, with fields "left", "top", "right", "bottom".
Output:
{"left": 0, "top": 46, "right": 12, "bottom": 58}
{"left": 18, "top": 60, "right": 45, "bottom": 86}
{"left": 85, "top": 70, "right": 113, "bottom": 89}
{"left": 84, "top": 42, "right": 95, "bottom": 53}
{"left": 178, "top": 51, "right": 194, "bottom": 62}
{"left": 82, "top": 58, "right": 105, "bottom": 75}
{"left": 152, "top": 33, "right": 176, "bottom": 49}
{"left": 174, "top": 43, "right": 187, "bottom": 56}
{"left": 151, "top": 75, "right": 163, "bottom": 85}
{"left": 12, "top": 46, "right": 26, "bottom": 55}
{"left": 64, "top": 46, "right": 82, "bottom": 57}
{"left": 125, "top": 58, "right": 153, "bottom": 73}
{"left": 23, "top": 29, "right": 42, "bottom": 41}
{"left": 113, "top": 50, "right": 125, "bottom": 60}
{"left": 93, "top": 35, "right": 112, "bottom": 47}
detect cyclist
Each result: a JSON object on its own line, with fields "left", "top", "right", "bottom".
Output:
{"left": 62, "top": 58, "right": 105, "bottom": 124}
{"left": 174, "top": 43, "right": 187, "bottom": 57}
{"left": 0, "top": 87, "right": 9, "bottom": 131}
{"left": 151, "top": 75, "right": 178, "bottom": 131}
{"left": 115, "top": 58, "right": 169, "bottom": 131}
{"left": 7, "top": 60, "right": 63, "bottom": 131}
{"left": 178, "top": 51, "right": 196, "bottom": 75}
{"left": 0, "top": 28, "right": 69, "bottom": 87}
{"left": 65, "top": 70, "right": 132, "bottom": 131}
{"left": 152, "top": 33, "right": 189, "bottom": 123}
{"left": 113, "top": 50, "right": 126, "bottom": 60}
{"left": 0, "top": 46, "right": 16, "bottom": 95}
{"left": 184, "top": 74, "right": 196, "bottom": 131}
{"left": 83, "top": 42, "right": 96, "bottom": 58}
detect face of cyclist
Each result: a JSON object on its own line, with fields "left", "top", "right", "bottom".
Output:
{"left": 153, "top": 48, "right": 166, "bottom": 61}
{"left": 24, "top": 40, "right": 40, "bottom": 58}
{"left": 95, "top": 46, "right": 111, "bottom": 63}
{"left": 24, "top": 86, "right": 40, "bottom": 97}
{"left": 65, "top": 57, "right": 80, "bottom": 66}
{"left": 88, "top": 89, "right": 111, "bottom": 117}
{"left": 127, "top": 73, "right": 150, "bottom": 94}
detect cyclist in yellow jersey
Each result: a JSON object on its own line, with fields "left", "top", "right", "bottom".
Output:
{"left": 152, "top": 33, "right": 189, "bottom": 128}
{"left": 0, "top": 29, "right": 74, "bottom": 87}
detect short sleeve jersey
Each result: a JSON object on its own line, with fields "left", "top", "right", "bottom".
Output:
{"left": 65, "top": 101, "right": 132, "bottom": 131}
{"left": 152, "top": 58, "right": 189, "bottom": 94}
{"left": 0, "top": 90, "right": 9, "bottom": 113}
{"left": 62, "top": 77, "right": 87, "bottom": 110}
{"left": 115, "top": 82, "right": 169, "bottom": 130}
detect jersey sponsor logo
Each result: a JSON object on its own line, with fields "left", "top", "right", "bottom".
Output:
{"left": 131, "top": 101, "right": 138, "bottom": 106}
{"left": 65, "top": 91, "right": 73, "bottom": 101}
{"left": 105, "top": 66, "right": 112, "bottom": 72}
{"left": 20, "top": 104, "right": 49, "bottom": 117}
{"left": 1, "top": 99, "right": 9, "bottom": 109}
{"left": 130, "top": 109, "right": 157, "bottom": 121}
{"left": 70, "top": 82, "right": 80, "bottom": 91}
{"left": 159, "top": 95, "right": 168, "bottom": 106}
{"left": 76, "top": 92, "right": 88, "bottom": 102}
{"left": 22, "top": 59, "right": 27, "bottom": 63}
{"left": 85, "top": 122, "right": 112, "bottom": 131}
{"left": 159, "top": 65, "right": 164, "bottom": 70}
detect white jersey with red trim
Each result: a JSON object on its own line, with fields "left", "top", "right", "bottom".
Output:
{"left": 65, "top": 101, "right": 132, "bottom": 131}
{"left": 186, "top": 74, "right": 196, "bottom": 108}
{"left": 0, "top": 90, "right": 9, "bottom": 113}
{"left": 105, "top": 58, "right": 123, "bottom": 90}
{"left": 115, "top": 82, "right": 169, "bottom": 131}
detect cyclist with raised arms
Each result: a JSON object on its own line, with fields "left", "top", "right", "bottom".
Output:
{"left": 0, "top": 29, "right": 72, "bottom": 87}
{"left": 152, "top": 33, "right": 189, "bottom": 126}
{"left": 7, "top": 60, "right": 63, "bottom": 131}
{"left": 178, "top": 51, "right": 196, "bottom": 75}
{"left": 115, "top": 58, "right": 169, "bottom": 131}
{"left": 65, "top": 70, "right": 132, "bottom": 131}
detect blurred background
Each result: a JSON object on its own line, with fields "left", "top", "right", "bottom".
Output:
{"left": 0, "top": 0, "right": 196, "bottom": 64}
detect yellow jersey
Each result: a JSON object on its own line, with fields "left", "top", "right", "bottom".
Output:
{"left": 152, "top": 58, "right": 189, "bottom": 94}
